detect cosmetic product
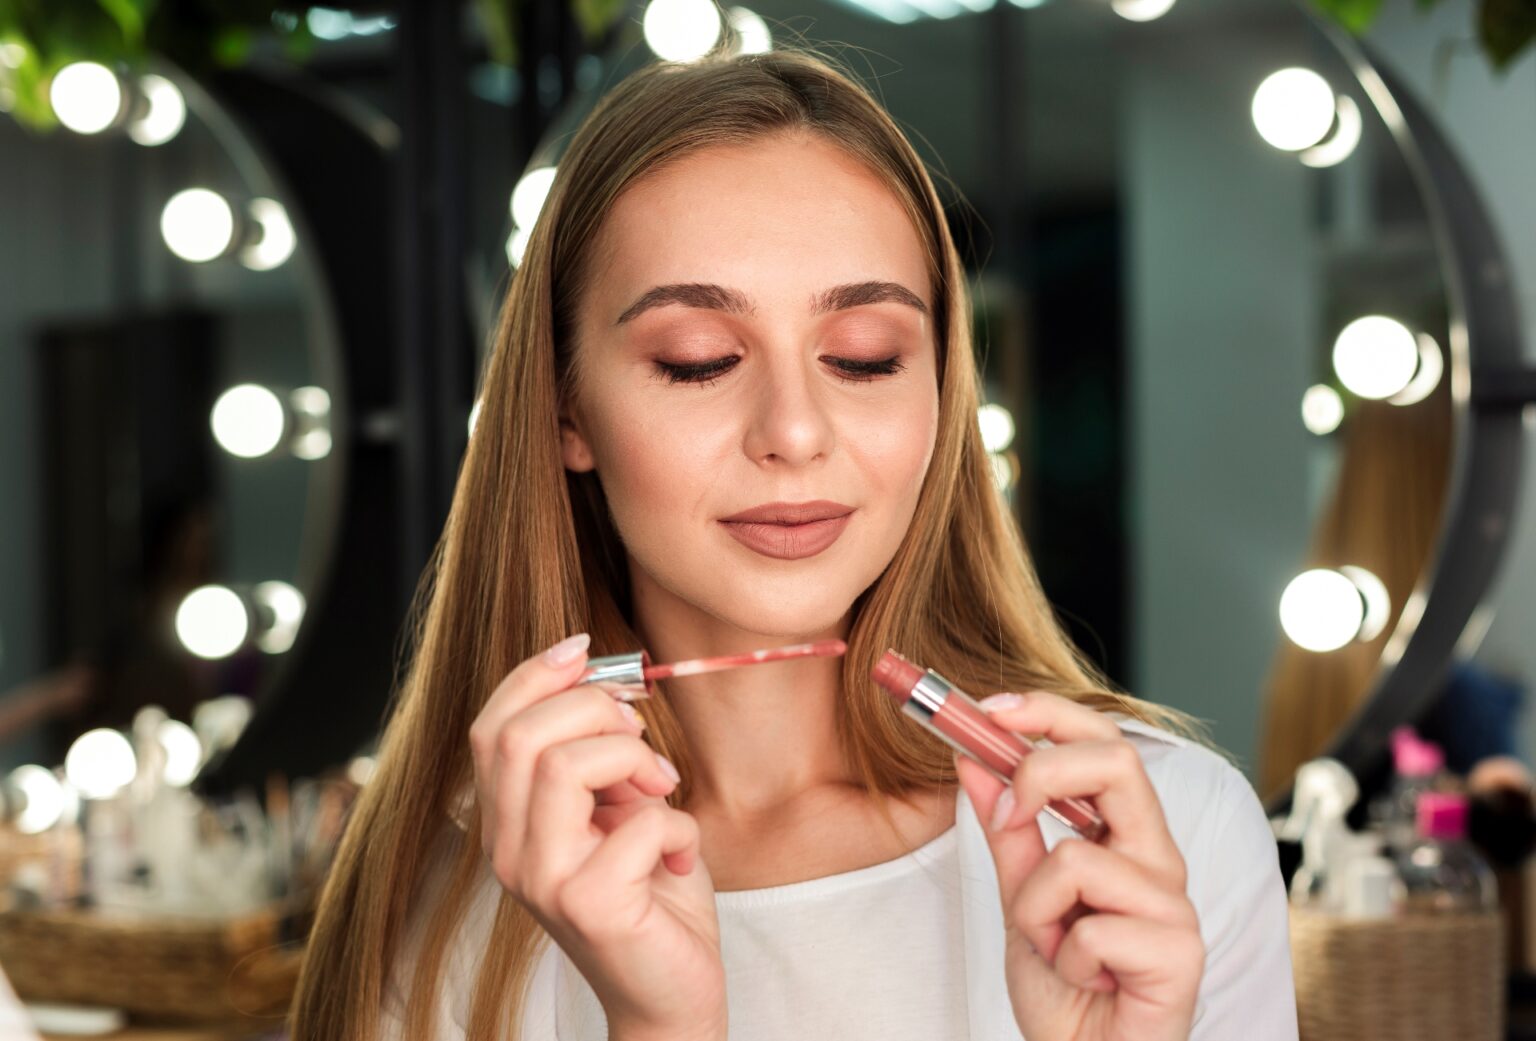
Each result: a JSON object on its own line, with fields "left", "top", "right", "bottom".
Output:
{"left": 871, "top": 650, "right": 1107, "bottom": 841}
{"left": 581, "top": 639, "right": 848, "bottom": 701}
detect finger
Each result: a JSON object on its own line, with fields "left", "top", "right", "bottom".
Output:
{"left": 476, "top": 683, "right": 656, "bottom": 849}
{"left": 955, "top": 753, "right": 1049, "bottom": 903}
{"left": 1001, "top": 740, "right": 1184, "bottom": 885}
{"left": 1011, "top": 836, "right": 1197, "bottom": 966}
{"left": 977, "top": 689, "right": 1123, "bottom": 744}
{"left": 470, "top": 634, "right": 596, "bottom": 767}
{"left": 577, "top": 803, "right": 703, "bottom": 903}
{"left": 1052, "top": 913, "right": 1204, "bottom": 1012}
{"left": 520, "top": 733, "right": 680, "bottom": 887}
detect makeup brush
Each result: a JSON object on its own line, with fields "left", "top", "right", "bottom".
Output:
{"left": 580, "top": 639, "right": 847, "bottom": 700}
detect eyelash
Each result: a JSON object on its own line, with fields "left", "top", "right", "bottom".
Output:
{"left": 653, "top": 355, "right": 906, "bottom": 387}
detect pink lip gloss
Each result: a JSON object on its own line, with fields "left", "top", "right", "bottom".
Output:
{"left": 580, "top": 640, "right": 848, "bottom": 701}
{"left": 872, "top": 649, "right": 1107, "bottom": 842}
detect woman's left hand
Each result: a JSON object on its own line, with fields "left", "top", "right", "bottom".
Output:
{"left": 953, "top": 690, "right": 1204, "bottom": 1041}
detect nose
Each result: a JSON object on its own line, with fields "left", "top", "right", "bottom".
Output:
{"left": 740, "top": 350, "right": 835, "bottom": 467}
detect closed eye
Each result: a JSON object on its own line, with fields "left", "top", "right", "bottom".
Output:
{"left": 653, "top": 355, "right": 906, "bottom": 387}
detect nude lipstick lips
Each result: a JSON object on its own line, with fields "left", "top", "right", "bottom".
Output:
{"left": 582, "top": 639, "right": 848, "bottom": 701}
{"left": 871, "top": 649, "right": 1108, "bottom": 842}
{"left": 718, "top": 500, "right": 855, "bottom": 561}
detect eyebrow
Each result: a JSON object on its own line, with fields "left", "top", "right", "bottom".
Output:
{"left": 614, "top": 280, "right": 929, "bottom": 325}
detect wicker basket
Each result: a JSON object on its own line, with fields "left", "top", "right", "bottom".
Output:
{"left": 0, "top": 901, "right": 302, "bottom": 1022}
{"left": 1290, "top": 905, "right": 1505, "bottom": 1041}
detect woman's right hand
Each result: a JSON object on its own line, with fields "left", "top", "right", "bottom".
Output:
{"left": 468, "top": 632, "right": 727, "bottom": 1041}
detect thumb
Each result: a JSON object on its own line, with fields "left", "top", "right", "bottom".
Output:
{"left": 955, "top": 753, "right": 1049, "bottom": 906}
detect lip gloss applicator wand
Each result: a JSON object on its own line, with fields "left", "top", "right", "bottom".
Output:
{"left": 580, "top": 639, "right": 848, "bottom": 701}
{"left": 871, "top": 649, "right": 1108, "bottom": 842}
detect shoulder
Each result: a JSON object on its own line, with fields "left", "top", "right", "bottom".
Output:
{"left": 1106, "top": 714, "right": 1278, "bottom": 879}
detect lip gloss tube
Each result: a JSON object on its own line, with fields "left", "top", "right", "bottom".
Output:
{"left": 579, "top": 640, "right": 849, "bottom": 702}
{"left": 872, "top": 649, "right": 1107, "bottom": 842}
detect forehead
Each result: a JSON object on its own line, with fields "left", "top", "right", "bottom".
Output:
{"left": 586, "top": 133, "right": 931, "bottom": 318}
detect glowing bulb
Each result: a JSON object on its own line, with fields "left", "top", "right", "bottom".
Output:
{"left": 175, "top": 585, "right": 250, "bottom": 659}
{"left": 49, "top": 62, "right": 122, "bottom": 134}
{"left": 348, "top": 755, "right": 377, "bottom": 786}
{"left": 8, "top": 765, "right": 66, "bottom": 833}
{"left": 211, "top": 384, "right": 286, "bottom": 458}
{"left": 1301, "top": 384, "right": 1344, "bottom": 435}
{"left": 978, "top": 403, "right": 1016, "bottom": 453}
{"left": 728, "top": 7, "right": 773, "bottom": 53}
{"left": 127, "top": 74, "right": 186, "bottom": 146}
{"left": 510, "top": 166, "right": 557, "bottom": 231}
{"left": 253, "top": 580, "right": 305, "bottom": 654}
{"left": 506, "top": 225, "right": 532, "bottom": 268}
{"left": 643, "top": 0, "right": 723, "bottom": 62}
{"left": 66, "top": 729, "right": 137, "bottom": 799}
{"left": 1252, "top": 68, "right": 1335, "bottom": 152}
{"left": 1280, "top": 569, "right": 1364, "bottom": 652}
{"left": 157, "top": 720, "right": 203, "bottom": 787}
{"left": 989, "top": 451, "right": 1016, "bottom": 492}
{"left": 161, "top": 188, "right": 236, "bottom": 263}
{"left": 241, "top": 198, "right": 296, "bottom": 270}
{"left": 1388, "top": 333, "right": 1444, "bottom": 407}
{"left": 1333, "top": 316, "right": 1419, "bottom": 400}
{"left": 1339, "top": 565, "right": 1391, "bottom": 641}
{"left": 1111, "top": 0, "right": 1176, "bottom": 21}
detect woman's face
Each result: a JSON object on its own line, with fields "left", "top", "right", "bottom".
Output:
{"left": 562, "top": 131, "right": 940, "bottom": 639}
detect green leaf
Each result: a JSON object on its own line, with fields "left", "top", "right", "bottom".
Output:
{"left": 1310, "top": 0, "right": 1386, "bottom": 33}
{"left": 211, "top": 25, "right": 251, "bottom": 67}
{"left": 572, "top": 0, "right": 628, "bottom": 43}
{"left": 475, "top": 0, "right": 517, "bottom": 67}
{"left": 1479, "top": 0, "right": 1536, "bottom": 67}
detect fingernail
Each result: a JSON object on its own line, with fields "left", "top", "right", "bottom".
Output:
{"left": 656, "top": 753, "right": 681, "bottom": 784}
{"left": 618, "top": 701, "right": 646, "bottom": 732}
{"left": 990, "top": 787, "right": 1017, "bottom": 831}
{"left": 542, "top": 632, "right": 590, "bottom": 666}
{"left": 979, "top": 692, "right": 1025, "bottom": 712}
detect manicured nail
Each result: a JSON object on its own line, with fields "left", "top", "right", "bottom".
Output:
{"left": 618, "top": 701, "right": 646, "bottom": 732}
{"left": 543, "top": 632, "right": 590, "bottom": 666}
{"left": 991, "top": 787, "right": 1017, "bottom": 831}
{"left": 656, "top": 753, "right": 681, "bottom": 784}
{"left": 979, "top": 692, "right": 1025, "bottom": 712}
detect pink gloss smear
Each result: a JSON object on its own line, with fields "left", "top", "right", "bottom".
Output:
{"left": 872, "top": 649, "right": 1108, "bottom": 842}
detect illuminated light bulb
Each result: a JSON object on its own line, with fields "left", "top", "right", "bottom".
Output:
{"left": 8, "top": 765, "right": 66, "bottom": 833}
{"left": 161, "top": 188, "right": 236, "bottom": 263}
{"left": 643, "top": 0, "right": 723, "bottom": 62}
{"left": 1300, "top": 94, "right": 1361, "bottom": 169}
{"left": 506, "top": 225, "right": 532, "bottom": 268}
{"left": 175, "top": 585, "right": 250, "bottom": 660}
{"left": 1387, "top": 333, "right": 1444, "bottom": 407}
{"left": 157, "top": 720, "right": 203, "bottom": 787}
{"left": 348, "top": 755, "right": 377, "bottom": 786}
{"left": 1333, "top": 315, "right": 1420, "bottom": 400}
{"left": 1252, "top": 68, "right": 1335, "bottom": 152}
{"left": 253, "top": 580, "right": 305, "bottom": 654}
{"left": 241, "top": 198, "right": 297, "bottom": 271}
{"left": 49, "top": 62, "right": 123, "bottom": 134}
{"left": 289, "top": 386, "right": 333, "bottom": 460}
{"left": 510, "top": 166, "right": 557, "bottom": 231}
{"left": 1301, "top": 384, "right": 1344, "bottom": 435}
{"left": 728, "top": 7, "right": 774, "bottom": 52}
{"left": 978, "top": 403, "right": 1016, "bottom": 453}
{"left": 127, "top": 74, "right": 186, "bottom": 146}
{"left": 1279, "top": 569, "right": 1364, "bottom": 652}
{"left": 211, "top": 384, "right": 286, "bottom": 458}
{"left": 988, "top": 451, "right": 1016, "bottom": 492}
{"left": 66, "top": 729, "right": 137, "bottom": 799}
{"left": 1111, "top": 0, "right": 1176, "bottom": 22}
{"left": 1339, "top": 565, "right": 1391, "bottom": 641}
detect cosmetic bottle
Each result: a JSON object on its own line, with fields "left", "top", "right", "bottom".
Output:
{"left": 1283, "top": 758, "right": 1361, "bottom": 910}
{"left": 1395, "top": 791, "right": 1497, "bottom": 913}
{"left": 1368, "top": 726, "right": 1449, "bottom": 854}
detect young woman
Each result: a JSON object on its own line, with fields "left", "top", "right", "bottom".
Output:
{"left": 289, "top": 44, "right": 1297, "bottom": 1041}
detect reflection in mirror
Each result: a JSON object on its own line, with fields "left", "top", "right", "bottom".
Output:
{"left": 0, "top": 64, "right": 340, "bottom": 784}
{"left": 482, "top": 0, "right": 1458, "bottom": 779}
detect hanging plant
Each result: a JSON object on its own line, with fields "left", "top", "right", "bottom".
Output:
{"left": 1309, "top": 0, "right": 1535, "bottom": 70}
{"left": 0, "top": 0, "right": 630, "bottom": 132}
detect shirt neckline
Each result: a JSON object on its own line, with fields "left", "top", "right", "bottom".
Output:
{"left": 712, "top": 820, "right": 959, "bottom": 910}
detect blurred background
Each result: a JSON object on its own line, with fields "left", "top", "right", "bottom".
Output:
{"left": 0, "top": 0, "right": 1533, "bottom": 1037}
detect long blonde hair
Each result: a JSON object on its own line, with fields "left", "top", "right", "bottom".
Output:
{"left": 289, "top": 41, "right": 1205, "bottom": 1041}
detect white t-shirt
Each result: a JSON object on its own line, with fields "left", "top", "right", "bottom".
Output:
{"left": 382, "top": 716, "right": 1300, "bottom": 1040}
